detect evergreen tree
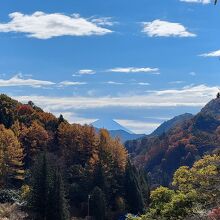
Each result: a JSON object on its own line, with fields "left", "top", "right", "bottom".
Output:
{"left": 90, "top": 187, "right": 106, "bottom": 220}
{"left": 93, "top": 161, "right": 107, "bottom": 192}
{"left": 50, "top": 170, "right": 70, "bottom": 220}
{"left": 138, "top": 169, "right": 150, "bottom": 206}
{"left": 30, "top": 153, "right": 69, "bottom": 220}
{"left": 30, "top": 153, "right": 53, "bottom": 219}
{"left": 124, "top": 161, "right": 145, "bottom": 214}
{"left": 58, "top": 114, "right": 65, "bottom": 124}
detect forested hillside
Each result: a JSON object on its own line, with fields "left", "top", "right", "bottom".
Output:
{"left": 150, "top": 113, "right": 193, "bottom": 137}
{"left": 1, "top": 94, "right": 220, "bottom": 220}
{"left": 126, "top": 96, "right": 220, "bottom": 186}
{"left": 127, "top": 154, "right": 220, "bottom": 220}
{"left": 0, "top": 94, "right": 150, "bottom": 220}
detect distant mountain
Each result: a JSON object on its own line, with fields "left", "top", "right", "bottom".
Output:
{"left": 150, "top": 113, "right": 194, "bottom": 137}
{"left": 126, "top": 97, "right": 220, "bottom": 186}
{"left": 91, "top": 119, "right": 145, "bottom": 142}
{"left": 92, "top": 118, "right": 132, "bottom": 133}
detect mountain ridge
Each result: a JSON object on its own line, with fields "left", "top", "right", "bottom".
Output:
{"left": 91, "top": 119, "right": 145, "bottom": 142}
{"left": 125, "top": 97, "right": 220, "bottom": 186}
{"left": 149, "top": 113, "right": 194, "bottom": 137}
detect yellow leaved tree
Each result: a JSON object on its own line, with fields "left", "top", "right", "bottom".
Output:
{"left": 0, "top": 125, "right": 24, "bottom": 187}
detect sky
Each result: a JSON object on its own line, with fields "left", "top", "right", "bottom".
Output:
{"left": 0, "top": 0, "right": 219, "bottom": 134}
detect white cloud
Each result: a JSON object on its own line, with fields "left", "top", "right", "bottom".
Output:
{"left": 108, "top": 67, "right": 159, "bottom": 73}
{"left": 0, "top": 74, "right": 55, "bottom": 88}
{"left": 13, "top": 84, "right": 218, "bottom": 134}
{"left": 14, "top": 84, "right": 218, "bottom": 112}
{"left": 138, "top": 82, "right": 150, "bottom": 86}
{"left": 78, "top": 69, "right": 96, "bottom": 75}
{"left": 116, "top": 119, "right": 160, "bottom": 134}
{"left": 180, "top": 0, "right": 211, "bottom": 4}
{"left": 59, "top": 81, "right": 87, "bottom": 86}
{"left": 53, "top": 111, "right": 96, "bottom": 125}
{"left": 200, "top": 49, "right": 220, "bottom": 57}
{"left": 106, "top": 81, "right": 124, "bottom": 85}
{"left": 142, "top": 19, "right": 196, "bottom": 37}
{"left": 0, "top": 11, "right": 113, "bottom": 39}
{"left": 91, "top": 17, "right": 116, "bottom": 26}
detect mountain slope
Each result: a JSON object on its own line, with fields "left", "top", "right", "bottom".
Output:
{"left": 92, "top": 119, "right": 145, "bottom": 142}
{"left": 150, "top": 113, "right": 193, "bottom": 137}
{"left": 108, "top": 130, "right": 145, "bottom": 143}
{"left": 91, "top": 118, "right": 133, "bottom": 133}
{"left": 126, "top": 97, "right": 220, "bottom": 186}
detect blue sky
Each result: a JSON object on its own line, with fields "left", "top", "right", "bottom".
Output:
{"left": 0, "top": 0, "right": 219, "bottom": 133}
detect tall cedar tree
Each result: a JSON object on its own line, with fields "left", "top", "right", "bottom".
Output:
{"left": 30, "top": 153, "right": 69, "bottom": 220}
{"left": 125, "top": 161, "right": 145, "bottom": 214}
{"left": 93, "top": 161, "right": 107, "bottom": 193}
{"left": 90, "top": 186, "right": 106, "bottom": 220}
{"left": 50, "top": 170, "right": 70, "bottom": 220}
{"left": 138, "top": 169, "right": 150, "bottom": 206}
{"left": 30, "top": 153, "right": 52, "bottom": 219}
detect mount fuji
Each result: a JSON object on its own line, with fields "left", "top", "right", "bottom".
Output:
{"left": 91, "top": 119, "right": 145, "bottom": 143}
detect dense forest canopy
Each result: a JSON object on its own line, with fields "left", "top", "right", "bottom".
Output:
{"left": 0, "top": 94, "right": 150, "bottom": 220}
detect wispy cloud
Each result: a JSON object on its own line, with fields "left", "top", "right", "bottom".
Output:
{"left": 14, "top": 84, "right": 218, "bottom": 134}
{"left": 142, "top": 20, "right": 196, "bottom": 37}
{"left": 0, "top": 74, "right": 55, "bottom": 88}
{"left": 106, "top": 81, "right": 124, "bottom": 85}
{"left": 14, "top": 84, "right": 218, "bottom": 111}
{"left": 116, "top": 119, "right": 160, "bottom": 134}
{"left": 180, "top": 0, "right": 211, "bottom": 4}
{"left": 0, "top": 12, "right": 113, "bottom": 39}
{"left": 137, "top": 82, "right": 150, "bottom": 86}
{"left": 53, "top": 111, "right": 96, "bottom": 125}
{"left": 91, "top": 17, "right": 117, "bottom": 26}
{"left": 59, "top": 81, "right": 87, "bottom": 86}
{"left": 107, "top": 67, "right": 159, "bottom": 73}
{"left": 77, "top": 69, "right": 96, "bottom": 75}
{"left": 200, "top": 49, "right": 220, "bottom": 57}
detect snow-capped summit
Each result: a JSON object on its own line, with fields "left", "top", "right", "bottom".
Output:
{"left": 91, "top": 118, "right": 133, "bottom": 134}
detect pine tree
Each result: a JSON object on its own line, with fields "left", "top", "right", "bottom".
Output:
{"left": 58, "top": 114, "right": 65, "bottom": 124}
{"left": 30, "top": 153, "right": 69, "bottom": 220}
{"left": 138, "top": 169, "right": 150, "bottom": 206}
{"left": 90, "top": 187, "right": 106, "bottom": 220}
{"left": 50, "top": 170, "right": 70, "bottom": 220}
{"left": 124, "top": 161, "right": 145, "bottom": 214}
{"left": 30, "top": 153, "right": 52, "bottom": 219}
{"left": 93, "top": 161, "right": 107, "bottom": 192}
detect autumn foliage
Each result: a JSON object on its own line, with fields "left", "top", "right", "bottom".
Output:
{"left": 126, "top": 97, "right": 220, "bottom": 186}
{"left": 0, "top": 94, "right": 149, "bottom": 219}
